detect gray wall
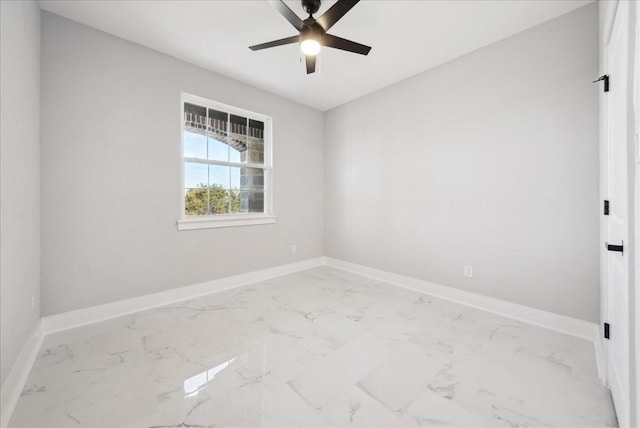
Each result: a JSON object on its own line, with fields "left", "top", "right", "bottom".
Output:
{"left": 40, "top": 12, "right": 324, "bottom": 316}
{"left": 0, "top": 1, "right": 41, "bottom": 385}
{"left": 325, "top": 4, "right": 599, "bottom": 322}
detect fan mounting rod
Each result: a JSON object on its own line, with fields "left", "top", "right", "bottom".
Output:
{"left": 302, "top": 0, "right": 321, "bottom": 16}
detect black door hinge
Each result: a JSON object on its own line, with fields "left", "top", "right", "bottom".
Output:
{"left": 604, "top": 200, "right": 609, "bottom": 215}
{"left": 593, "top": 75, "right": 609, "bottom": 92}
{"left": 604, "top": 322, "right": 610, "bottom": 339}
{"left": 606, "top": 241, "right": 624, "bottom": 254}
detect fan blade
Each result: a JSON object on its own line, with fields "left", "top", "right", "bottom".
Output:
{"left": 316, "top": 0, "right": 359, "bottom": 32}
{"left": 323, "top": 34, "right": 371, "bottom": 55}
{"left": 249, "top": 35, "right": 299, "bottom": 51}
{"left": 269, "top": 0, "right": 304, "bottom": 31}
{"left": 305, "top": 55, "right": 316, "bottom": 74}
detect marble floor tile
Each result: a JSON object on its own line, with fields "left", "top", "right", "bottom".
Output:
{"left": 9, "top": 266, "right": 617, "bottom": 427}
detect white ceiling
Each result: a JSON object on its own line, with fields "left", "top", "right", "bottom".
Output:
{"left": 39, "top": 0, "right": 592, "bottom": 111}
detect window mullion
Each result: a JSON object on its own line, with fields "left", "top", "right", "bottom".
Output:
{"left": 227, "top": 115, "right": 232, "bottom": 215}
{"left": 228, "top": 155, "right": 232, "bottom": 214}
{"left": 184, "top": 157, "right": 265, "bottom": 170}
{"left": 206, "top": 107, "right": 211, "bottom": 215}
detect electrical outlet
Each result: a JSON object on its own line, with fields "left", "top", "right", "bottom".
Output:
{"left": 291, "top": 244, "right": 297, "bottom": 253}
{"left": 464, "top": 265, "right": 473, "bottom": 278}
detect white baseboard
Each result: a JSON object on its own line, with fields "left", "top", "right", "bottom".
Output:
{"left": 41, "top": 257, "right": 326, "bottom": 335}
{"left": 325, "top": 257, "right": 599, "bottom": 341}
{"left": 43, "top": 256, "right": 598, "bottom": 341}
{"left": 0, "top": 322, "right": 44, "bottom": 428}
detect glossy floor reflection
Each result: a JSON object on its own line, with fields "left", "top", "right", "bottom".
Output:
{"left": 10, "top": 267, "right": 617, "bottom": 427}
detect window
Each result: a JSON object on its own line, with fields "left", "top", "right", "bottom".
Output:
{"left": 177, "top": 93, "right": 274, "bottom": 230}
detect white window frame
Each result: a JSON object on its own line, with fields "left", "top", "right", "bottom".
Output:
{"left": 177, "top": 93, "right": 275, "bottom": 230}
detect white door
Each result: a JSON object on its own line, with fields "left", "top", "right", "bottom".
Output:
{"left": 606, "top": 1, "right": 630, "bottom": 427}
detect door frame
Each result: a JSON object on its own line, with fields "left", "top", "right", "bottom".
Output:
{"left": 633, "top": 1, "right": 639, "bottom": 424}
{"left": 606, "top": 3, "right": 630, "bottom": 424}
{"left": 600, "top": 1, "right": 637, "bottom": 427}
{"left": 599, "top": 1, "right": 613, "bottom": 388}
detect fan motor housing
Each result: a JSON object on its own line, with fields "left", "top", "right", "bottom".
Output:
{"left": 301, "top": 0, "right": 321, "bottom": 15}
{"left": 301, "top": 24, "right": 324, "bottom": 43}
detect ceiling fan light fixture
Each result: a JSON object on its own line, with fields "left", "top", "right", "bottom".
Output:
{"left": 249, "top": 0, "right": 371, "bottom": 74}
{"left": 300, "top": 38, "right": 321, "bottom": 56}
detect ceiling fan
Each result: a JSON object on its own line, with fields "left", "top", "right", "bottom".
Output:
{"left": 249, "top": 0, "right": 371, "bottom": 74}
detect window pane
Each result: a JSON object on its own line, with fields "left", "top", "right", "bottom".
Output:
{"left": 229, "top": 189, "right": 241, "bottom": 214}
{"left": 248, "top": 119, "right": 264, "bottom": 139}
{"left": 184, "top": 131, "right": 207, "bottom": 159}
{"left": 249, "top": 140, "right": 265, "bottom": 164}
{"left": 240, "top": 191, "right": 265, "bottom": 213}
{"left": 229, "top": 168, "right": 242, "bottom": 214}
{"left": 230, "top": 115, "right": 247, "bottom": 135}
{"left": 238, "top": 120, "right": 264, "bottom": 165}
{"left": 209, "top": 165, "right": 229, "bottom": 189}
{"left": 208, "top": 136, "right": 228, "bottom": 162}
{"left": 209, "top": 165, "right": 230, "bottom": 215}
{"left": 184, "top": 188, "right": 208, "bottom": 216}
{"left": 185, "top": 162, "right": 208, "bottom": 189}
{"left": 207, "top": 109, "right": 228, "bottom": 161}
{"left": 184, "top": 103, "right": 207, "bottom": 135}
{"left": 235, "top": 140, "right": 264, "bottom": 165}
{"left": 238, "top": 167, "right": 265, "bottom": 213}
{"left": 239, "top": 167, "right": 264, "bottom": 191}
{"left": 208, "top": 109, "right": 228, "bottom": 123}
{"left": 209, "top": 189, "right": 231, "bottom": 215}
{"left": 228, "top": 115, "right": 247, "bottom": 164}
{"left": 246, "top": 120, "right": 265, "bottom": 165}
{"left": 230, "top": 167, "right": 241, "bottom": 190}
{"left": 229, "top": 143, "right": 243, "bottom": 163}
{"left": 185, "top": 103, "right": 206, "bottom": 117}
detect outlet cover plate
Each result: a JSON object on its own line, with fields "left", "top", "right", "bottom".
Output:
{"left": 464, "top": 265, "right": 473, "bottom": 278}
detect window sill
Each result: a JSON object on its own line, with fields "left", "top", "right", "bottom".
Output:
{"left": 177, "top": 215, "right": 277, "bottom": 230}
